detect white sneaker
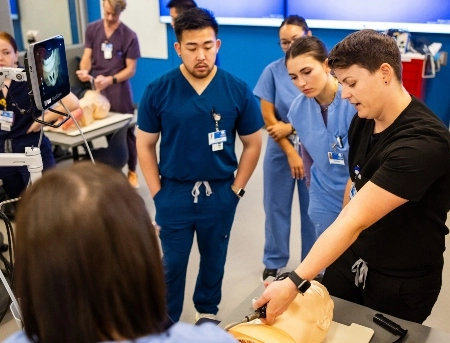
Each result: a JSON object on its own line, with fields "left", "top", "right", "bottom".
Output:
{"left": 195, "top": 311, "right": 217, "bottom": 322}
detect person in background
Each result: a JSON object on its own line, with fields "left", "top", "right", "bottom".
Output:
{"left": 254, "top": 29, "right": 450, "bottom": 325}
{"left": 136, "top": 8, "right": 263, "bottom": 323}
{"left": 166, "top": 0, "right": 197, "bottom": 28}
{"left": 286, "top": 36, "right": 355, "bottom": 278}
{"left": 0, "top": 31, "right": 79, "bottom": 201}
{"left": 3, "top": 162, "right": 238, "bottom": 343}
{"left": 76, "top": 0, "right": 141, "bottom": 188}
{"left": 165, "top": 0, "right": 222, "bottom": 66}
{"left": 253, "top": 15, "right": 315, "bottom": 281}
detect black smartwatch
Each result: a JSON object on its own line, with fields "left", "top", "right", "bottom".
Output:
{"left": 112, "top": 75, "right": 117, "bottom": 84}
{"left": 231, "top": 185, "right": 245, "bottom": 198}
{"left": 287, "top": 271, "right": 311, "bottom": 295}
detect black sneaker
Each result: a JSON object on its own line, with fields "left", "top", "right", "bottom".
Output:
{"left": 262, "top": 268, "right": 279, "bottom": 281}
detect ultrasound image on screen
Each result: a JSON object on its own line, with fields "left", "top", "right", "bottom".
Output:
{"left": 28, "top": 36, "right": 70, "bottom": 111}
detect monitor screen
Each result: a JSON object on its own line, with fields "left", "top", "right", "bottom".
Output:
{"left": 159, "top": 0, "right": 284, "bottom": 26}
{"left": 287, "top": 0, "right": 450, "bottom": 34}
{"left": 26, "top": 35, "right": 71, "bottom": 111}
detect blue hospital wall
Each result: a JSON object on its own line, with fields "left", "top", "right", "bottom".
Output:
{"left": 86, "top": 0, "right": 450, "bottom": 126}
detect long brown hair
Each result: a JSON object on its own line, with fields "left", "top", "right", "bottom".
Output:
{"left": 15, "top": 162, "right": 166, "bottom": 343}
{"left": 285, "top": 35, "right": 328, "bottom": 65}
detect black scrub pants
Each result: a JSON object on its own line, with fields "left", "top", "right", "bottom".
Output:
{"left": 322, "top": 248, "right": 443, "bottom": 323}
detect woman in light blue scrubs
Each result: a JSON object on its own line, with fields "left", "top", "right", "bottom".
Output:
{"left": 253, "top": 16, "right": 315, "bottom": 280}
{"left": 286, "top": 36, "right": 355, "bottom": 249}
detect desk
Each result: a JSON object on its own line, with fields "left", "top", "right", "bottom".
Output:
{"left": 44, "top": 112, "right": 136, "bottom": 160}
{"left": 220, "top": 283, "right": 450, "bottom": 343}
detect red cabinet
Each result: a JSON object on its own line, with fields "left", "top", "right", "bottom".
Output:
{"left": 401, "top": 54, "right": 426, "bottom": 99}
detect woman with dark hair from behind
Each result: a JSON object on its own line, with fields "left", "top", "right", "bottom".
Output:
{"left": 4, "top": 162, "right": 237, "bottom": 343}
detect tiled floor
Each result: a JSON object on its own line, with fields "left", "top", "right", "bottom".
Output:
{"left": 0, "top": 129, "right": 449, "bottom": 340}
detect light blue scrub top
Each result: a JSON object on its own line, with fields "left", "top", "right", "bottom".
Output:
{"left": 138, "top": 67, "right": 263, "bottom": 182}
{"left": 288, "top": 86, "right": 356, "bottom": 213}
{"left": 3, "top": 322, "right": 237, "bottom": 343}
{"left": 253, "top": 57, "right": 300, "bottom": 122}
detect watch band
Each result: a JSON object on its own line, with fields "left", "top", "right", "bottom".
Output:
{"left": 112, "top": 76, "right": 117, "bottom": 84}
{"left": 287, "top": 271, "right": 311, "bottom": 294}
{"left": 231, "top": 184, "right": 245, "bottom": 197}
{"left": 291, "top": 125, "right": 297, "bottom": 135}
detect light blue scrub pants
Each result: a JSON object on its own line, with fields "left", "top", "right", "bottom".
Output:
{"left": 308, "top": 186, "right": 341, "bottom": 239}
{"left": 263, "top": 138, "right": 315, "bottom": 269}
{"left": 154, "top": 177, "right": 239, "bottom": 322}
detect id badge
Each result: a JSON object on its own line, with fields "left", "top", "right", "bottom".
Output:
{"left": 0, "top": 123, "right": 11, "bottom": 131}
{"left": 0, "top": 110, "right": 14, "bottom": 124}
{"left": 212, "top": 142, "right": 223, "bottom": 151}
{"left": 103, "top": 43, "right": 113, "bottom": 59}
{"left": 327, "top": 151, "right": 345, "bottom": 165}
{"left": 0, "top": 110, "right": 14, "bottom": 131}
{"left": 208, "top": 130, "right": 226, "bottom": 145}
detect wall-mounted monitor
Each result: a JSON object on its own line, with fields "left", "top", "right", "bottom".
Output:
{"left": 26, "top": 35, "right": 71, "bottom": 111}
{"left": 159, "top": 0, "right": 284, "bottom": 27}
{"left": 287, "top": 0, "right": 450, "bottom": 34}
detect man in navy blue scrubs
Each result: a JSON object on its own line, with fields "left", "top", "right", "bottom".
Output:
{"left": 136, "top": 8, "right": 263, "bottom": 322}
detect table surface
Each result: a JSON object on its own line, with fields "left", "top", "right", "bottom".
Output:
{"left": 44, "top": 112, "right": 136, "bottom": 149}
{"left": 219, "top": 283, "right": 450, "bottom": 343}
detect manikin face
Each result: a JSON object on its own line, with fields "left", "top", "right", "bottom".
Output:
{"left": 103, "top": 1, "right": 122, "bottom": 27}
{"left": 230, "top": 281, "right": 334, "bottom": 343}
{"left": 334, "top": 65, "right": 386, "bottom": 120}
{"left": 174, "top": 27, "right": 220, "bottom": 79}
{"left": 0, "top": 38, "right": 18, "bottom": 68}
{"left": 278, "top": 24, "right": 308, "bottom": 53}
{"left": 287, "top": 54, "right": 330, "bottom": 99}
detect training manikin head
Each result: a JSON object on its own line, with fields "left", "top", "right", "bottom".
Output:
{"left": 229, "top": 281, "right": 334, "bottom": 343}
{"left": 59, "top": 90, "right": 110, "bottom": 130}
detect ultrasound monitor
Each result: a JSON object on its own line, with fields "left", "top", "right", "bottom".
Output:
{"left": 26, "top": 35, "right": 71, "bottom": 111}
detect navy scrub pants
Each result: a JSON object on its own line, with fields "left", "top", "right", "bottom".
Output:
{"left": 154, "top": 177, "right": 239, "bottom": 322}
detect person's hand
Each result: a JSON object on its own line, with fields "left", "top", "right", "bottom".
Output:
{"left": 287, "top": 152, "right": 304, "bottom": 179}
{"left": 266, "top": 122, "right": 293, "bottom": 141}
{"left": 253, "top": 278, "right": 299, "bottom": 325}
{"left": 76, "top": 69, "right": 92, "bottom": 82}
{"left": 94, "top": 75, "right": 112, "bottom": 91}
{"left": 27, "top": 121, "right": 42, "bottom": 133}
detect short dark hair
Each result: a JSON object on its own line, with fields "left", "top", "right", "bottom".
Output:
{"left": 328, "top": 29, "right": 402, "bottom": 82}
{"left": 166, "top": 0, "right": 197, "bottom": 12}
{"left": 15, "top": 162, "right": 166, "bottom": 343}
{"left": 280, "top": 15, "right": 309, "bottom": 33}
{"left": 174, "top": 7, "right": 218, "bottom": 42}
{"left": 285, "top": 36, "right": 328, "bottom": 65}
